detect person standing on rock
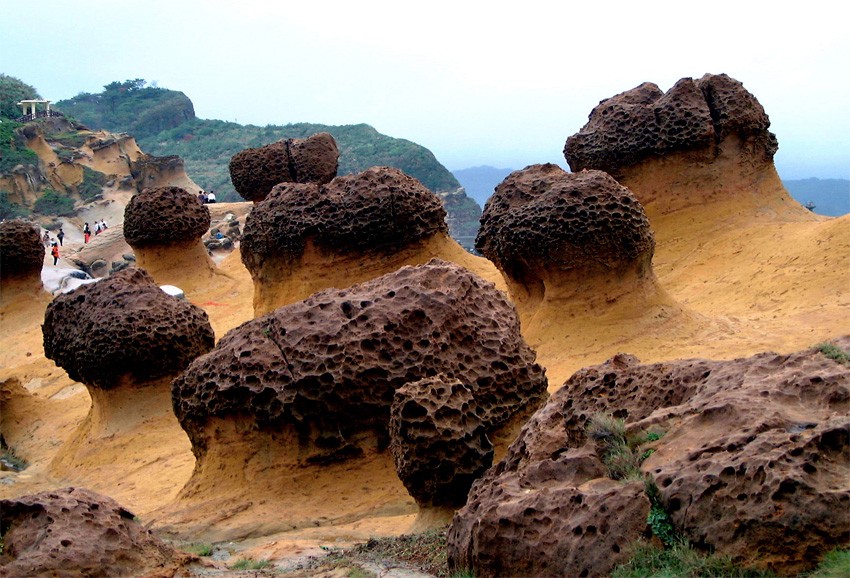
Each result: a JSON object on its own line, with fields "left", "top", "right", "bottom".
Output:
{"left": 101, "top": 218, "right": 108, "bottom": 230}
{"left": 206, "top": 190, "right": 216, "bottom": 203}
{"left": 84, "top": 222, "right": 91, "bottom": 243}
{"left": 57, "top": 228, "right": 65, "bottom": 246}
{"left": 95, "top": 221, "right": 102, "bottom": 236}
{"left": 51, "top": 242, "right": 59, "bottom": 266}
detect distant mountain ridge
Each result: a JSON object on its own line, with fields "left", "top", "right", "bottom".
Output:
{"left": 453, "top": 166, "right": 850, "bottom": 217}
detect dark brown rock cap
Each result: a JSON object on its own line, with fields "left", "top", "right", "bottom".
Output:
{"left": 476, "top": 164, "right": 654, "bottom": 278}
{"left": 0, "top": 219, "right": 44, "bottom": 278}
{"left": 123, "top": 186, "right": 210, "bottom": 247}
{"left": 390, "top": 376, "right": 494, "bottom": 508}
{"left": 229, "top": 132, "right": 339, "bottom": 202}
{"left": 172, "top": 258, "right": 547, "bottom": 460}
{"left": 0, "top": 487, "right": 187, "bottom": 578}
{"left": 564, "top": 73, "right": 778, "bottom": 176}
{"left": 42, "top": 267, "right": 215, "bottom": 389}
{"left": 240, "top": 166, "right": 448, "bottom": 271}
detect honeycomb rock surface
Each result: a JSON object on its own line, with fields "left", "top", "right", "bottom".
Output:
{"left": 43, "top": 267, "right": 214, "bottom": 389}
{"left": 123, "top": 186, "right": 210, "bottom": 247}
{"left": 173, "top": 259, "right": 547, "bottom": 461}
{"left": 564, "top": 73, "right": 778, "bottom": 176}
{"left": 390, "top": 376, "right": 494, "bottom": 508}
{"left": 241, "top": 166, "right": 448, "bottom": 271}
{"left": 449, "top": 338, "right": 850, "bottom": 576}
{"left": 0, "top": 487, "right": 188, "bottom": 578}
{"left": 229, "top": 132, "right": 339, "bottom": 202}
{"left": 0, "top": 219, "right": 43, "bottom": 278}
{"left": 476, "top": 164, "right": 654, "bottom": 278}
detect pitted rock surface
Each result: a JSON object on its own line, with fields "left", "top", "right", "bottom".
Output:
{"left": 123, "top": 186, "right": 210, "bottom": 247}
{"left": 173, "top": 259, "right": 547, "bottom": 460}
{"left": 449, "top": 339, "right": 850, "bottom": 576}
{"left": 229, "top": 132, "right": 339, "bottom": 202}
{"left": 241, "top": 166, "right": 448, "bottom": 271}
{"left": 0, "top": 487, "right": 188, "bottom": 578}
{"left": 43, "top": 267, "right": 214, "bottom": 389}
{"left": 475, "top": 164, "right": 654, "bottom": 278}
{"left": 0, "top": 219, "right": 43, "bottom": 278}
{"left": 389, "top": 376, "right": 494, "bottom": 508}
{"left": 565, "top": 73, "right": 778, "bottom": 176}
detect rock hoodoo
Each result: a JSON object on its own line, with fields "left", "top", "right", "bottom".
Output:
{"left": 229, "top": 132, "right": 339, "bottom": 202}
{"left": 448, "top": 340, "right": 850, "bottom": 577}
{"left": 123, "top": 186, "right": 215, "bottom": 290}
{"left": 389, "top": 376, "right": 493, "bottom": 515}
{"left": 0, "top": 219, "right": 44, "bottom": 297}
{"left": 475, "top": 164, "right": 699, "bottom": 385}
{"left": 42, "top": 267, "right": 213, "bottom": 479}
{"left": 241, "top": 166, "right": 502, "bottom": 315}
{"left": 563, "top": 73, "right": 809, "bottom": 221}
{"left": 43, "top": 268, "right": 214, "bottom": 389}
{"left": 0, "top": 487, "right": 190, "bottom": 577}
{"left": 168, "top": 259, "right": 547, "bottom": 537}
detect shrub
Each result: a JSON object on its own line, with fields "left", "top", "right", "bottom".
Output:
{"left": 33, "top": 189, "right": 75, "bottom": 216}
{"left": 78, "top": 166, "right": 106, "bottom": 201}
{"left": 0, "top": 190, "right": 30, "bottom": 219}
{"left": 229, "top": 558, "right": 271, "bottom": 570}
{"left": 0, "top": 120, "right": 39, "bottom": 173}
{"left": 611, "top": 540, "right": 775, "bottom": 578}
{"left": 817, "top": 343, "right": 850, "bottom": 366}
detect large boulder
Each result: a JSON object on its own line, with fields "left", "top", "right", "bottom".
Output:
{"left": 389, "top": 376, "right": 494, "bottom": 510}
{"left": 123, "top": 186, "right": 210, "bottom": 247}
{"left": 564, "top": 73, "right": 777, "bottom": 178}
{"left": 0, "top": 487, "right": 190, "bottom": 578}
{"left": 43, "top": 267, "right": 214, "bottom": 389}
{"left": 229, "top": 132, "right": 339, "bottom": 202}
{"left": 0, "top": 219, "right": 43, "bottom": 279}
{"left": 240, "top": 166, "right": 501, "bottom": 314}
{"left": 167, "top": 259, "right": 547, "bottom": 537}
{"left": 123, "top": 186, "right": 217, "bottom": 290}
{"left": 474, "top": 163, "right": 695, "bottom": 385}
{"left": 449, "top": 339, "right": 850, "bottom": 577}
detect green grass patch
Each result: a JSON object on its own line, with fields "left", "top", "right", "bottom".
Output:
{"left": 807, "top": 549, "right": 850, "bottom": 578}
{"left": 612, "top": 540, "right": 775, "bottom": 578}
{"left": 229, "top": 557, "right": 272, "bottom": 570}
{"left": 33, "top": 189, "right": 75, "bottom": 216}
{"left": 816, "top": 343, "right": 850, "bottom": 366}
{"left": 182, "top": 542, "right": 213, "bottom": 557}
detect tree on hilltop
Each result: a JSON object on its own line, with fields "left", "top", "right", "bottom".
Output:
{"left": 0, "top": 74, "right": 40, "bottom": 120}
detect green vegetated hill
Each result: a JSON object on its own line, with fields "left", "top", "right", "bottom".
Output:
{"left": 51, "top": 79, "right": 479, "bottom": 249}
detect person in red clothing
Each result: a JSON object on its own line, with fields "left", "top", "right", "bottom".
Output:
{"left": 51, "top": 242, "right": 60, "bottom": 266}
{"left": 84, "top": 222, "right": 91, "bottom": 243}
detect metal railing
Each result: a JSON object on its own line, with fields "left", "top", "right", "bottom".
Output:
{"left": 14, "top": 110, "right": 65, "bottom": 123}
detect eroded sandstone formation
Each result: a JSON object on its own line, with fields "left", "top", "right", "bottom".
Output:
{"left": 474, "top": 163, "right": 693, "bottom": 385}
{"left": 0, "top": 487, "right": 190, "bottom": 577}
{"left": 124, "top": 186, "right": 210, "bottom": 247}
{"left": 0, "top": 220, "right": 44, "bottom": 294}
{"left": 563, "top": 73, "right": 809, "bottom": 223}
{"left": 240, "top": 166, "right": 499, "bottom": 314}
{"left": 389, "top": 376, "right": 493, "bottom": 509}
{"left": 565, "top": 73, "right": 776, "bottom": 178}
{"left": 123, "top": 186, "right": 216, "bottom": 289}
{"left": 43, "top": 267, "right": 214, "bottom": 389}
{"left": 229, "top": 132, "right": 339, "bottom": 202}
{"left": 169, "top": 260, "right": 547, "bottom": 532}
{"left": 448, "top": 339, "right": 850, "bottom": 577}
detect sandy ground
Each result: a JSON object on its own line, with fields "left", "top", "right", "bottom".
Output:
{"left": 1, "top": 171, "right": 848, "bottom": 572}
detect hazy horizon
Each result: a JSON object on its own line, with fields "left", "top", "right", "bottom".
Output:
{"left": 3, "top": 1, "right": 847, "bottom": 180}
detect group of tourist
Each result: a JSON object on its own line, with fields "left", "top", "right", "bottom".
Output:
{"left": 42, "top": 228, "right": 64, "bottom": 265}
{"left": 82, "top": 219, "right": 108, "bottom": 244}
{"left": 198, "top": 190, "right": 217, "bottom": 204}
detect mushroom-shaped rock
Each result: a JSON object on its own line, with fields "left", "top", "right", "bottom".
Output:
{"left": 475, "top": 164, "right": 697, "bottom": 385}
{"left": 563, "top": 74, "right": 808, "bottom": 223}
{"left": 390, "top": 375, "right": 494, "bottom": 515}
{"left": 168, "top": 259, "right": 547, "bottom": 537}
{"left": 123, "top": 186, "right": 216, "bottom": 290}
{"left": 43, "top": 267, "right": 214, "bottom": 389}
{"left": 449, "top": 339, "right": 850, "bottom": 577}
{"left": 0, "top": 487, "right": 191, "bottom": 578}
{"left": 0, "top": 219, "right": 44, "bottom": 297}
{"left": 241, "top": 166, "right": 502, "bottom": 315}
{"left": 229, "top": 132, "right": 339, "bottom": 202}
{"left": 42, "top": 268, "right": 213, "bottom": 478}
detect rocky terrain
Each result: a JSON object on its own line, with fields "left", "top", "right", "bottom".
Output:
{"left": 0, "top": 73, "right": 848, "bottom": 577}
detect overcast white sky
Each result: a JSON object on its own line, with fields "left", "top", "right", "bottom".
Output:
{"left": 3, "top": 0, "right": 848, "bottom": 179}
